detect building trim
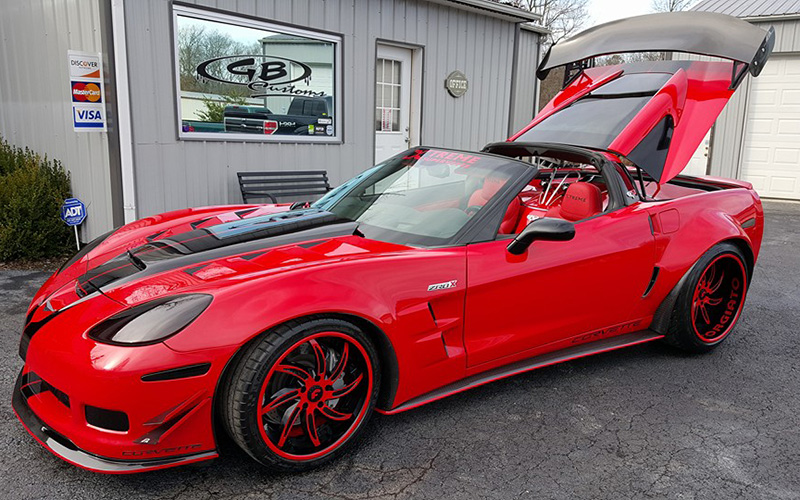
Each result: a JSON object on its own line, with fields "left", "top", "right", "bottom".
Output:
{"left": 99, "top": 0, "right": 125, "bottom": 229}
{"left": 110, "top": 0, "right": 137, "bottom": 223}
{"left": 434, "top": 0, "right": 541, "bottom": 22}
{"left": 743, "top": 14, "right": 800, "bottom": 23}
{"left": 521, "top": 22, "right": 550, "bottom": 35}
{"left": 508, "top": 23, "right": 521, "bottom": 137}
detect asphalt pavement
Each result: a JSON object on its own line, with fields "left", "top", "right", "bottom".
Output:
{"left": 1, "top": 201, "right": 799, "bottom": 499}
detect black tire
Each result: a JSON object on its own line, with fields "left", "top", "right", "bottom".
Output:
{"left": 222, "top": 317, "right": 380, "bottom": 472}
{"left": 663, "top": 242, "right": 750, "bottom": 353}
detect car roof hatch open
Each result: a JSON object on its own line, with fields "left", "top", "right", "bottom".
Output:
{"left": 511, "top": 12, "right": 775, "bottom": 184}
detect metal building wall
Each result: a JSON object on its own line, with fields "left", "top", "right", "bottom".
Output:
{"left": 0, "top": 0, "right": 117, "bottom": 240}
{"left": 708, "top": 18, "right": 800, "bottom": 178}
{"left": 123, "top": 0, "right": 528, "bottom": 217}
{"left": 508, "top": 26, "right": 541, "bottom": 135}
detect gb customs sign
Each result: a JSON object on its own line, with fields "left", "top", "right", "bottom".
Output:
{"left": 445, "top": 70, "right": 468, "bottom": 98}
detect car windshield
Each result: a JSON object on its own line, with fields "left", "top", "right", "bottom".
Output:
{"left": 313, "top": 148, "right": 530, "bottom": 246}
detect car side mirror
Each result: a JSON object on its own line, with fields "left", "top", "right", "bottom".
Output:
{"left": 506, "top": 217, "right": 575, "bottom": 255}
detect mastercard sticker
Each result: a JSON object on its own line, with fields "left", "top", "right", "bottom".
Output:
{"left": 71, "top": 81, "right": 102, "bottom": 103}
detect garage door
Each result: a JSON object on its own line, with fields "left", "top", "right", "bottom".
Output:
{"left": 740, "top": 55, "right": 800, "bottom": 199}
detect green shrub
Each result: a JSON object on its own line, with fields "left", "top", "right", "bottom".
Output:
{"left": 0, "top": 137, "right": 73, "bottom": 261}
{"left": 196, "top": 95, "right": 248, "bottom": 123}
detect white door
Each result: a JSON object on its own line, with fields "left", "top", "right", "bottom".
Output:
{"left": 375, "top": 45, "right": 412, "bottom": 164}
{"left": 740, "top": 55, "right": 800, "bottom": 199}
{"left": 684, "top": 130, "right": 710, "bottom": 176}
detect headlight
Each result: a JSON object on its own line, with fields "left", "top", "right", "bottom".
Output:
{"left": 88, "top": 294, "right": 212, "bottom": 346}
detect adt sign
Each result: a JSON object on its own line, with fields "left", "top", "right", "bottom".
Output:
{"left": 61, "top": 198, "right": 87, "bottom": 226}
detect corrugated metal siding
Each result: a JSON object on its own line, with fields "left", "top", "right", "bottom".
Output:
{"left": 124, "top": 0, "right": 525, "bottom": 216}
{"left": 704, "top": 18, "right": 800, "bottom": 179}
{"left": 768, "top": 19, "right": 800, "bottom": 52}
{"left": 708, "top": 75, "right": 752, "bottom": 178}
{"left": 692, "top": 0, "right": 800, "bottom": 18}
{"left": 509, "top": 28, "right": 540, "bottom": 135}
{"left": 0, "top": 0, "right": 116, "bottom": 240}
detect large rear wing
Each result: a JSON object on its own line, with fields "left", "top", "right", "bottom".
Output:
{"left": 537, "top": 11, "right": 775, "bottom": 88}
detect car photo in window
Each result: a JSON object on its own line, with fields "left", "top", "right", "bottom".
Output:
{"left": 173, "top": 6, "right": 341, "bottom": 141}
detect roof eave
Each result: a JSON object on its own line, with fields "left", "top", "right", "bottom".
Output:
{"left": 430, "top": 0, "right": 541, "bottom": 23}
{"left": 521, "top": 22, "right": 550, "bottom": 35}
{"left": 742, "top": 13, "right": 800, "bottom": 23}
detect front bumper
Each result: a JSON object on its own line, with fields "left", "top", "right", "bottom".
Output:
{"left": 12, "top": 369, "right": 217, "bottom": 473}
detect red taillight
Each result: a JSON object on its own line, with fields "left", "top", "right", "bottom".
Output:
{"left": 263, "top": 120, "right": 278, "bottom": 135}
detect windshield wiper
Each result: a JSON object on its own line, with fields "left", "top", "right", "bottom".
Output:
{"left": 126, "top": 249, "right": 146, "bottom": 270}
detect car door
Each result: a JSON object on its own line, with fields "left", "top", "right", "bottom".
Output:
{"left": 463, "top": 205, "right": 655, "bottom": 368}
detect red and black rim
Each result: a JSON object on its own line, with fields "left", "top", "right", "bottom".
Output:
{"left": 257, "top": 331, "right": 373, "bottom": 460}
{"left": 691, "top": 254, "right": 747, "bottom": 343}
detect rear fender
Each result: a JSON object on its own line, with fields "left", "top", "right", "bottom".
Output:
{"left": 642, "top": 192, "right": 759, "bottom": 324}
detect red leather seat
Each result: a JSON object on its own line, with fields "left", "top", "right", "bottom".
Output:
{"left": 546, "top": 182, "right": 603, "bottom": 221}
{"left": 467, "top": 176, "right": 521, "bottom": 234}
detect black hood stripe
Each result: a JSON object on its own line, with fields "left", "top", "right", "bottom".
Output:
{"left": 77, "top": 210, "right": 358, "bottom": 293}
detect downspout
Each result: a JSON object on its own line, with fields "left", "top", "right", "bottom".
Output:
{"left": 533, "top": 33, "right": 541, "bottom": 114}
{"left": 110, "top": 0, "right": 137, "bottom": 223}
{"left": 507, "top": 23, "right": 521, "bottom": 138}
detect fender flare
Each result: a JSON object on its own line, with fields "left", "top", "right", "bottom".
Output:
{"left": 651, "top": 237, "right": 753, "bottom": 334}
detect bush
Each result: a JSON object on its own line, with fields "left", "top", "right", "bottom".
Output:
{"left": 196, "top": 95, "right": 248, "bottom": 123}
{"left": 0, "top": 137, "right": 73, "bottom": 261}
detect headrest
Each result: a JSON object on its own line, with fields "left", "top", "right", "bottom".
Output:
{"left": 559, "top": 182, "right": 603, "bottom": 221}
{"left": 479, "top": 176, "right": 507, "bottom": 201}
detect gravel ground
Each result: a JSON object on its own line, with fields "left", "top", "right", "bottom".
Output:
{"left": 1, "top": 201, "right": 798, "bottom": 500}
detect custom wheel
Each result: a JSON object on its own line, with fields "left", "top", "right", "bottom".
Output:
{"left": 665, "top": 242, "right": 750, "bottom": 353}
{"left": 223, "top": 318, "right": 379, "bottom": 471}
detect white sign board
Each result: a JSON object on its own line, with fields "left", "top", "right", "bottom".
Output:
{"left": 68, "top": 50, "right": 107, "bottom": 132}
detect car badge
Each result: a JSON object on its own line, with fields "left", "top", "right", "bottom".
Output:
{"left": 427, "top": 280, "right": 457, "bottom": 291}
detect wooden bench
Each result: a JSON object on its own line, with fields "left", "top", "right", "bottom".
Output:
{"left": 237, "top": 170, "right": 331, "bottom": 204}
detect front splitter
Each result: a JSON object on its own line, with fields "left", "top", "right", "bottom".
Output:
{"left": 12, "top": 369, "right": 217, "bottom": 474}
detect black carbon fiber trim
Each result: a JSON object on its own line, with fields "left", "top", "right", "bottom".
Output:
{"left": 12, "top": 370, "right": 217, "bottom": 473}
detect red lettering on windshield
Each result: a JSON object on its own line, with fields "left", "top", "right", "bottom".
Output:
{"left": 404, "top": 149, "right": 482, "bottom": 169}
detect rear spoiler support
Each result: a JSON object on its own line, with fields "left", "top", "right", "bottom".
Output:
{"left": 563, "top": 59, "right": 595, "bottom": 88}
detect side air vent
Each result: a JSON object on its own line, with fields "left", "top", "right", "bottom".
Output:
{"left": 141, "top": 363, "right": 212, "bottom": 382}
{"left": 643, "top": 266, "right": 660, "bottom": 298}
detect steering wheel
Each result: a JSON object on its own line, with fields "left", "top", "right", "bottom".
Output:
{"left": 465, "top": 205, "right": 483, "bottom": 217}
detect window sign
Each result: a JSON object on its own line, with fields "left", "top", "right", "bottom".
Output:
{"left": 173, "top": 6, "right": 342, "bottom": 142}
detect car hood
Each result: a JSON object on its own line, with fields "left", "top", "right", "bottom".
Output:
{"left": 30, "top": 204, "right": 409, "bottom": 314}
{"left": 511, "top": 11, "right": 774, "bottom": 184}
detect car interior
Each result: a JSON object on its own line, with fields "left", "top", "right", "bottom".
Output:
{"left": 466, "top": 159, "right": 611, "bottom": 236}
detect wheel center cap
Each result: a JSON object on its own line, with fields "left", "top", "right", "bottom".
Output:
{"left": 307, "top": 385, "right": 324, "bottom": 403}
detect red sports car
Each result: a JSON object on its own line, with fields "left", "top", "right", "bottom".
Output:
{"left": 14, "top": 12, "right": 774, "bottom": 473}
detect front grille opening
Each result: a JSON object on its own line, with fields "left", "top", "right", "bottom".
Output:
{"left": 20, "top": 372, "right": 70, "bottom": 408}
{"left": 85, "top": 406, "right": 129, "bottom": 432}
{"left": 41, "top": 379, "right": 70, "bottom": 408}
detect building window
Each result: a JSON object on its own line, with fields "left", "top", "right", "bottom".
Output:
{"left": 375, "top": 58, "right": 401, "bottom": 132}
{"left": 173, "top": 5, "right": 342, "bottom": 142}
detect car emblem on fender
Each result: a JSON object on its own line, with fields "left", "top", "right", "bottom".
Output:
{"left": 427, "top": 280, "right": 457, "bottom": 291}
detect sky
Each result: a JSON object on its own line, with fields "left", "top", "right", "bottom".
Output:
{"left": 586, "top": 0, "right": 702, "bottom": 26}
{"left": 588, "top": 0, "right": 656, "bottom": 26}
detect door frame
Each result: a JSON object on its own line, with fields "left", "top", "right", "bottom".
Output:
{"left": 373, "top": 40, "right": 424, "bottom": 164}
